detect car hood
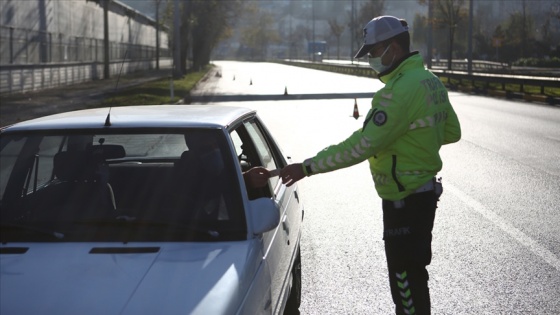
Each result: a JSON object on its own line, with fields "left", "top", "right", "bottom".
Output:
{"left": 0, "top": 242, "right": 260, "bottom": 315}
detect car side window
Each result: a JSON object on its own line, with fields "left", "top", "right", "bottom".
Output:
{"left": 0, "top": 135, "right": 65, "bottom": 202}
{"left": 243, "top": 120, "right": 279, "bottom": 190}
{"left": 230, "top": 120, "right": 280, "bottom": 199}
{"left": 0, "top": 136, "right": 26, "bottom": 198}
{"left": 33, "top": 136, "right": 65, "bottom": 188}
{"left": 230, "top": 130, "right": 244, "bottom": 162}
{"left": 230, "top": 127, "right": 268, "bottom": 198}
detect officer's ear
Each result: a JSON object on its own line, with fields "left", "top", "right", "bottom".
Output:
{"left": 388, "top": 39, "right": 406, "bottom": 60}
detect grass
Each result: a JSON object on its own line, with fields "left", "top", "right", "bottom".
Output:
{"left": 101, "top": 65, "right": 212, "bottom": 107}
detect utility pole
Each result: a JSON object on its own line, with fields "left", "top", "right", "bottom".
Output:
{"left": 351, "top": 0, "right": 355, "bottom": 64}
{"left": 521, "top": 0, "right": 527, "bottom": 58}
{"left": 103, "top": 0, "right": 110, "bottom": 79}
{"left": 427, "top": 0, "right": 433, "bottom": 69}
{"left": 312, "top": 1, "right": 316, "bottom": 62}
{"left": 288, "top": 3, "right": 293, "bottom": 61}
{"left": 467, "top": 0, "right": 474, "bottom": 74}
{"left": 173, "top": 0, "right": 181, "bottom": 77}
{"left": 155, "top": 0, "right": 160, "bottom": 70}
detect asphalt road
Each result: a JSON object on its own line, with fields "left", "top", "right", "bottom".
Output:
{"left": 192, "top": 61, "right": 560, "bottom": 315}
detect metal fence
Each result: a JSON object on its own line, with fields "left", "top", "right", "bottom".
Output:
{"left": 279, "top": 60, "right": 560, "bottom": 105}
{"left": 0, "top": 25, "right": 169, "bottom": 65}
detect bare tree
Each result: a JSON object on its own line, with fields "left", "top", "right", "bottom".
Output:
{"left": 412, "top": 13, "right": 428, "bottom": 51}
{"left": 419, "top": 0, "right": 467, "bottom": 70}
{"left": 239, "top": 4, "right": 280, "bottom": 61}
{"left": 519, "top": 0, "right": 529, "bottom": 58}
{"left": 152, "top": 0, "right": 165, "bottom": 70}
{"left": 292, "top": 24, "right": 311, "bottom": 60}
{"left": 328, "top": 18, "right": 345, "bottom": 59}
{"left": 502, "top": 7, "right": 534, "bottom": 60}
{"left": 177, "top": 0, "right": 243, "bottom": 72}
{"left": 357, "top": 0, "right": 386, "bottom": 23}
{"left": 349, "top": 0, "right": 385, "bottom": 57}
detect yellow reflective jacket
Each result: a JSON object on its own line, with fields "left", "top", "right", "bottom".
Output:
{"left": 302, "top": 52, "right": 461, "bottom": 201}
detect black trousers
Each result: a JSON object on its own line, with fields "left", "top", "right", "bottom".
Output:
{"left": 382, "top": 190, "right": 438, "bottom": 315}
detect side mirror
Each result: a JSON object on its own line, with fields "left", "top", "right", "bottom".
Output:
{"left": 248, "top": 198, "right": 281, "bottom": 235}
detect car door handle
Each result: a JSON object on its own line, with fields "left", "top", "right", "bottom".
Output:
{"left": 282, "top": 214, "right": 290, "bottom": 237}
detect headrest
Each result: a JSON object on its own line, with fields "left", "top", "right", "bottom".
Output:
{"left": 174, "top": 150, "right": 195, "bottom": 170}
{"left": 53, "top": 145, "right": 125, "bottom": 181}
{"left": 53, "top": 151, "right": 92, "bottom": 181}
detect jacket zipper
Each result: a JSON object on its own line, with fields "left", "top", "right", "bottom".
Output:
{"left": 391, "top": 155, "right": 405, "bottom": 192}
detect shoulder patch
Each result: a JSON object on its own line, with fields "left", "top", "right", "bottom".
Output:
{"left": 373, "top": 110, "right": 387, "bottom": 126}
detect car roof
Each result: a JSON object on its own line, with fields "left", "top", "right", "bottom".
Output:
{"left": 2, "top": 105, "right": 256, "bottom": 132}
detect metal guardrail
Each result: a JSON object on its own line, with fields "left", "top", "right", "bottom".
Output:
{"left": 280, "top": 60, "right": 560, "bottom": 105}
{"left": 431, "top": 60, "right": 510, "bottom": 72}
{"left": 431, "top": 70, "right": 560, "bottom": 104}
{"left": 430, "top": 60, "right": 560, "bottom": 78}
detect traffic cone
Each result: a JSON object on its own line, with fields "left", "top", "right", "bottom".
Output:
{"left": 284, "top": 86, "right": 288, "bottom": 95}
{"left": 352, "top": 99, "right": 360, "bottom": 120}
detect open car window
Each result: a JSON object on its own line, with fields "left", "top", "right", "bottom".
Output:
{"left": 244, "top": 120, "right": 279, "bottom": 189}
{"left": 230, "top": 118, "right": 287, "bottom": 199}
{"left": 0, "top": 129, "right": 246, "bottom": 243}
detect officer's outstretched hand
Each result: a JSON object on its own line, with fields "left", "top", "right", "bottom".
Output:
{"left": 280, "top": 163, "right": 305, "bottom": 187}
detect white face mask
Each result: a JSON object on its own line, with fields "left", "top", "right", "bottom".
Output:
{"left": 368, "top": 45, "right": 394, "bottom": 74}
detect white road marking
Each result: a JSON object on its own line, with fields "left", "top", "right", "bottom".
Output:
{"left": 445, "top": 183, "right": 560, "bottom": 272}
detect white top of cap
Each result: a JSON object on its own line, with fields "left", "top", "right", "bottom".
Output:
{"left": 354, "top": 15, "right": 409, "bottom": 58}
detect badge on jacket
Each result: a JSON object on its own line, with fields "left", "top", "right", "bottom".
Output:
{"left": 373, "top": 111, "right": 387, "bottom": 126}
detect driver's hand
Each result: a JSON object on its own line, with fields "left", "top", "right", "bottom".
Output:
{"left": 244, "top": 167, "right": 271, "bottom": 188}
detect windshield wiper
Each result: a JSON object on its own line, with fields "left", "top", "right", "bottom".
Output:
{"left": 0, "top": 224, "right": 65, "bottom": 239}
{"left": 75, "top": 217, "right": 221, "bottom": 239}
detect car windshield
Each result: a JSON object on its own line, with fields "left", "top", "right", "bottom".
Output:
{"left": 0, "top": 129, "right": 246, "bottom": 242}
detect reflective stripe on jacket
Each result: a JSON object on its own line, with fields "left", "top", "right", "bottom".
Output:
{"left": 303, "top": 52, "right": 461, "bottom": 201}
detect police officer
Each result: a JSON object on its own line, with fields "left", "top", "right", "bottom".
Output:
{"left": 280, "top": 15, "right": 461, "bottom": 315}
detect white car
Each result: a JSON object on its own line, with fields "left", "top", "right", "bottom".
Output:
{"left": 0, "top": 105, "right": 303, "bottom": 315}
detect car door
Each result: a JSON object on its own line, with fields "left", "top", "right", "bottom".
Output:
{"left": 230, "top": 117, "right": 301, "bottom": 313}
{"left": 247, "top": 117, "right": 303, "bottom": 313}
